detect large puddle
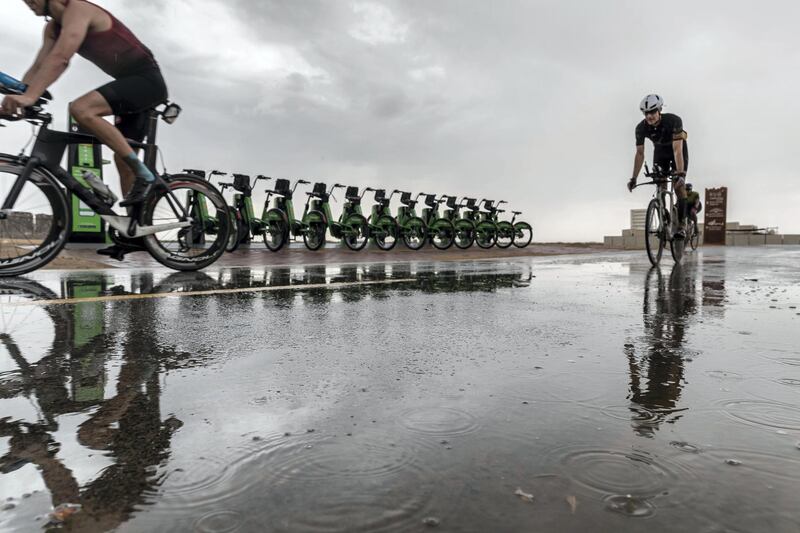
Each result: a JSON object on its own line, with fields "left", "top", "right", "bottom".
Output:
{"left": 1, "top": 248, "right": 799, "bottom": 531}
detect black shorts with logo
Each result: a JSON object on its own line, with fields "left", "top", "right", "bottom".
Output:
{"left": 96, "top": 67, "right": 168, "bottom": 142}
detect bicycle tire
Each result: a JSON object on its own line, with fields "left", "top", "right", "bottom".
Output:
{"left": 225, "top": 207, "right": 241, "bottom": 252}
{"left": 343, "top": 213, "right": 369, "bottom": 251}
{"left": 372, "top": 214, "right": 398, "bottom": 251}
{"left": 475, "top": 221, "right": 497, "bottom": 249}
{"left": 141, "top": 174, "right": 229, "bottom": 271}
{"left": 429, "top": 218, "right": 455, "bottom": 250}
{"left": 645, "top": 199, "right": 664, "bottom": 266}
{"left": 263, "top": 208, "right": 289, "bottom": 252}
{"left": 495, "top": 221, "right": 515, "bottom": 249}
{"left": 0, "top": 156, "right": 71, "bottom": 277}
{"left": 454, "top": 219, "right": 475, "bottom": 249}
{"left": 303, "top": 210, "right": 327, "bottom": 251}
{"left": 512, "top": 222, "right": 533, "bottom": 248}
{"left": 689, "top": 221, "right": 700, "bottom": 251}
{"left": 401, "top": 216, "right": 426, "bottom": 250}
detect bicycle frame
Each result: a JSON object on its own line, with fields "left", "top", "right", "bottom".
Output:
{"left": 1, "top": 108, "right": 191, "bottom": 238}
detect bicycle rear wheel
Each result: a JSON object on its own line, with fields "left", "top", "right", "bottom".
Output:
{"left": 0, "top": 157, "right": 70, "bottom": 276}
{"left": 495, "top": 221, "right": 515, "bottom": 249}
{"left": 454, "top": 220, "right": 475, "bottom": 249}
{"left": 645, "top": 199, "right": 664, "bottom": 266}
{"left": 429, "top": 218, "right": 455, "bottom": 250}
{"left": 141, "top": 174, "right": 230, "bottom": 271}
{"left": 475, "top": 221, "right": 497, "bottom": 249}
{"left": 401, "top": 217, "right": 426, "bottom": 250}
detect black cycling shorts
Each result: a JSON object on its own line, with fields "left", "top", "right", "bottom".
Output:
{"left": 96, "top": 68, "right": 168, "bottom": 142}
{"left": 653, "top": 144, "right": 689, "bottom": 174}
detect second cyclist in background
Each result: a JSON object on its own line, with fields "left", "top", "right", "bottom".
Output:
{"left": 628, "top": 94, "right": 690, "bottom": 239}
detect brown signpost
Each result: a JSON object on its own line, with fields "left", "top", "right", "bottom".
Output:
{"left": 703, "top": 187, "right": 728, "bottom": 245}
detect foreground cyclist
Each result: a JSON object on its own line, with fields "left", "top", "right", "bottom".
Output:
{"left": 628, "top": 94, "right": 690, "bottom": 238}
{"left": 1, "top": 0, "right": 168, "bottom": 255}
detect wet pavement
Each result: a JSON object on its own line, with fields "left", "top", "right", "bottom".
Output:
{"left": 1, "top": 246, "right": 799, "bottom": 532}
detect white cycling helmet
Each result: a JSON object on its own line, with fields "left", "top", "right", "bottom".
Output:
{"left": 640, "top": 94, "right": 664, "bottom": 113}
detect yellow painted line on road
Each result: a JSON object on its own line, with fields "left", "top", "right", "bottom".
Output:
{"left": 6, "top": 278, "right": 418, "bottom": 307}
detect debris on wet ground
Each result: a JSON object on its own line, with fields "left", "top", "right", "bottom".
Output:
{"left": 604, "top": 495, "right": 655, "bottom": 518}
{"left": 514, "top": 488, "right": 535, "bottom": 503}
{"left": 2, "top": 502, "right": 15, "bottom": 511}
{"left": 422, "top": 516, "right": 441, "bottom": 527}
{"left": 725, "top": 459, "right": 742, "bottom": 466}
{"left": 566, "top": 495, "right": 578, "bottom": 514}
{"left": 47, "top": 503, "right": 82, "bottom": 525}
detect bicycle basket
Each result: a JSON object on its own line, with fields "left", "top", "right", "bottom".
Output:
{"left": 465, "top": 198, "right": 476, "bottom": 208}
{"left": 446, "top": 196, "right": 457, "bottom": 209}
{"left": 275, "top": 178, "right": 290, "bottom": 193}
{"left": 400, "top": 192, "right": 411, "bottom": 204}
{"left": 312, "top": 182, "right": 327, "bottom": 195}
{"left": 483, "top": 200, "right": 494, "bottom": 210}
{"left": 374, "top": 189, "right": 386, "bottom": 202}
{"left": 233, "top": 174, "right": 250, "bottom": 192}
{"left": 345, "top": 186, "right": 359, "bottom": 199}
{"left": 425, "top": 194, "right": 437, "bottom": 207}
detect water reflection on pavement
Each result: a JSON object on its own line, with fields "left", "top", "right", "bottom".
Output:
{"left": 0, "top": 248, "right": 798, "bottom": 532}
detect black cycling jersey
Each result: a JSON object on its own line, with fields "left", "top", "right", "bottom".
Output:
{"left": 635, "top": 113, "right": 689, "bottom": 172}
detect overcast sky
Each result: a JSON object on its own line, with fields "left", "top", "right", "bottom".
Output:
{"left": 2, "top": 0, "right": 798, "bottom": 241}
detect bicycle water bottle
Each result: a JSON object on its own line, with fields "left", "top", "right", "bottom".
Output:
{"left": 0, "top": 72, "right": 27, "bottom": 94}
{"left": 82, "top": 171, "right": 118, "bottom": 206}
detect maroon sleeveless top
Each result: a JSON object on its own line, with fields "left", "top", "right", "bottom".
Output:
{"left": 55, "top": 0, "right": 158, "bottom": 79}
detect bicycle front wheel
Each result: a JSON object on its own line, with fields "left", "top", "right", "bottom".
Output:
{"left": 0, "top": 156, "right": 70, "bottom": 276}
{"left": 429, "top": 218, "right": 455, "bottom": 250}
{"left": 343, "top": 213, "right": 369, "bottom": 251}
{"left": 401, "top": 217, "right": 426, "bottom": 250}
{"left": 689, "top": 221, "right": 700, "bottom": 251}
{"left": 372, "top": 215, "right": 398, "bottom": 251}
{"left": 495, "top": 221, "right": 515, "bottom": 249}
{"left": 645, "top": 199, "right": 664, "bottom": 267}
{"left": 454, "top": 220, "right": 475, "bottom": 249}
{"left": 141, "top": 174, "right": 230, "bottom": 271}
{"left": 225, "top": 207, "right": 242, "bottom": 252}
{"left": 475, "top": 221, "right": 497, "bottom": 249}
{"left": 263, "top": 208, "right": 289, "bottom": 252}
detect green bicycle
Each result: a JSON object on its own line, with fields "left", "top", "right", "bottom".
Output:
{"left": 420, "top": 194, "right": 456, "bottom": 250}
{"left": 261, "top": 178, "right": 315, "bottom": 251}
{"left": 364, "top": 188, "right": 400, "bottom": 251}
{"left": 389, "top": 190, "right": 427, "bottom": 250}
{"left": 306, "top": 182, "right": 370, "bottom": 251}
{"left": 481, "top": 200, "right": 516, "bottom": 249}
{"left": 218, "top": 173, "right": 271, "bottom": 247}
{"left": 462, "top": 198, "right": 499, "bottom": 249}
{"left": 439, "top": 196, "right": 477, "bottom": 249}
{"left": 183, "top": 169, "right": 241, "bottom": 252}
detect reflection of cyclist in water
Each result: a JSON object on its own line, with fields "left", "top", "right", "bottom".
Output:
{"left": 0, "top": 276, "right": 186, "bottom": 529}
{"left": 624, "top": 264, "right": 698, "bottom": 437}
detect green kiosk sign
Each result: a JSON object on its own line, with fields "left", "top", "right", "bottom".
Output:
{"left": 67, "top": 114, "right": 107, "bottom": 243}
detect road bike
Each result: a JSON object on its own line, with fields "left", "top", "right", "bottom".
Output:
{"left": 633, "top": 164, "right": 686, "bottom": 266}
{"left": 0, "top": 74, "right": 230, "bottom": 275}
{"left": 183, "top": 169, "right": 241, "bottom": 252}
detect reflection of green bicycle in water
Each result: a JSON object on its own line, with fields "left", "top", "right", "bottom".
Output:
{"left": 183, "top": 169, "right": 241, "bottom": 252}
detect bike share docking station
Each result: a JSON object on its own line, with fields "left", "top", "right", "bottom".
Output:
{"left": 66, "top": 109, "right": 108, "bottom": 243}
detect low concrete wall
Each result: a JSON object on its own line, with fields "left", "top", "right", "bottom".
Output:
{"left": 765, "top": 235, "right": 783, "bottom": 245}
{"left": 783, "top": 235, "right": 800, "bottom": 245}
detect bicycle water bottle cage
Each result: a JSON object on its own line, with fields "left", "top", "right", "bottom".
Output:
{"left": 233, "top": 174, "right": 251, "bottom": 193}
{"left": 345, "top": 186, "right": 360, "bottom": 202}
{"left": 400, "top": 192, "right": 412, "bottom": 205}
{"left": 425, "top": 194, "right": 437, "bottom": 208}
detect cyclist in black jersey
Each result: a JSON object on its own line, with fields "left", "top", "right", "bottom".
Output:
{"left": 628, "top": 94, "right": 690, "bottom": 239}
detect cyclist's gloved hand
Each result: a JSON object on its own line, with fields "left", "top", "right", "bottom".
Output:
{"left": 627, "top": 178, "right": 637, "bottom": 192}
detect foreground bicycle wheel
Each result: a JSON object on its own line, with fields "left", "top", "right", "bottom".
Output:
{"left": 0, "top": 156, "right": 71, "bottom": 277}
{"left": 689, "top": 221, "right": 700, "bottom": 251}
{"left": 670, "top": 230, "right": 685, "bottom": 264}
{"left": 141, "top": 174, "right": 230, "bottom": 271}
{"left": 645, "top": 199, "right": 664, "bottom": 266}
{"left": 512, "top": 222, "right": 533, "bottom": 248}
{"left": 304, "top": 211, "right": 327, "bottom": 251}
